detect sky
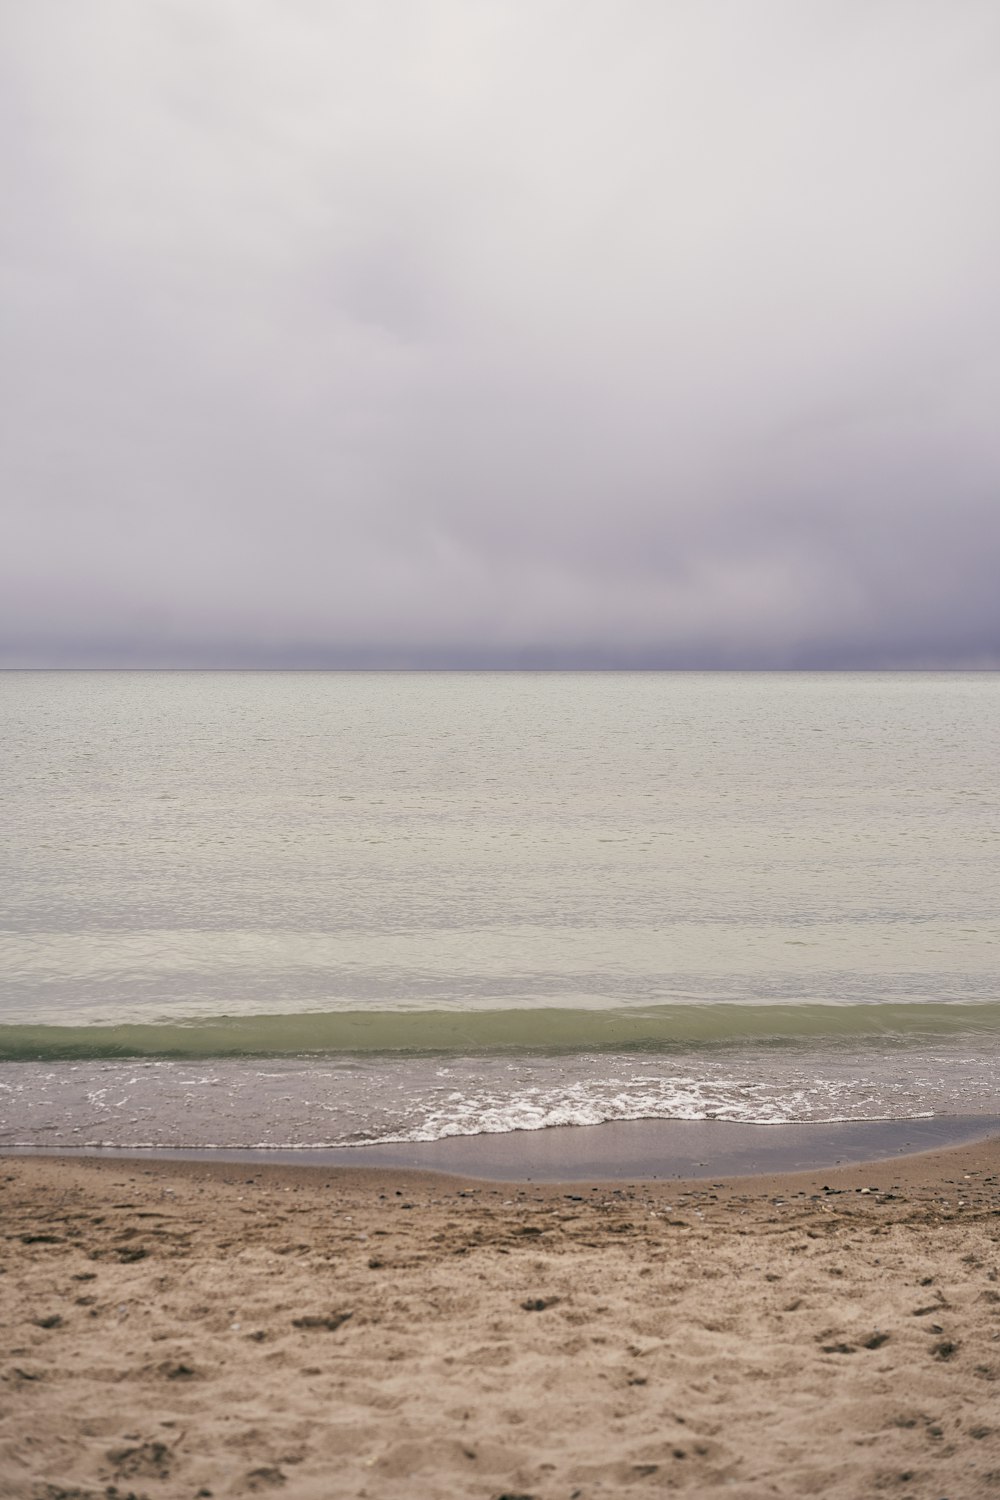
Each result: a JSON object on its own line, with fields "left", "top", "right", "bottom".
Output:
{"left": 2, "top": 0, "right": 999, "bottom": 668}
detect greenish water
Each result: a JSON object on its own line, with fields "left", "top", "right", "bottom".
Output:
{"left": 3, "top": 1000, "right": 1000, "bottom": 1062}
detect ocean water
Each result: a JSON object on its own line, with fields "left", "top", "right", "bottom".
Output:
{"left": 1, "top": 670, "right": 998, "bottom": 1153}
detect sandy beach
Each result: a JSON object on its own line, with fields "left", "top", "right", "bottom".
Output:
{"left": 2, "top": 1137, "right": 999, "bottom": 1499}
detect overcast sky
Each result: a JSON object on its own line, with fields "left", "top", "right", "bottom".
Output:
{"left": 2, "top": 1, "right": 999, "bottom": 667}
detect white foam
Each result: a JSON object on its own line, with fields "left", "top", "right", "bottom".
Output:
{"left": 1, "top": 1042, "right": 996, "bottom": 1151}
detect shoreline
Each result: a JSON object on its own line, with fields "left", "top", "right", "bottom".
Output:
{"left": 5, "top": 1111, "right": 1000, "bottom": 1182}
{"left": 5, "top": 1120, "right": 1000, "bottom": 1201}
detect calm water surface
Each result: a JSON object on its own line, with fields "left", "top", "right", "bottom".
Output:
{"left": 1, "top": 671, "right": 998, "bottom": 1149}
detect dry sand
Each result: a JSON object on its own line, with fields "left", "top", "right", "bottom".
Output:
{"left": 2, "top": 1139, "right": 999, "bottom": 1499}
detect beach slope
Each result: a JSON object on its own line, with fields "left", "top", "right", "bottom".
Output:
{"left": 2, "top": 1141, "right": 999, "bottom": 1498}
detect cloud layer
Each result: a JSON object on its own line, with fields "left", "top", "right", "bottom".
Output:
{"left": 3, "top": 1, "right": 999, "bottom": 666}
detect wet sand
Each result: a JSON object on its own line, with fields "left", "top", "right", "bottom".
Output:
{"left": 8, "top": 1111, "right": 996, "bottom": 1180}
{"left": 2, "top": 1136, "right": 999, "bottom": 1499}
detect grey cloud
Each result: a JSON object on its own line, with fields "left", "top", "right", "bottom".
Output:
{"left": 2, "top": 0, "right": 999, "bottom": 667}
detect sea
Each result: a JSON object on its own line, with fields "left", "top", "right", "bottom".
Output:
{"left": 1, "top": 670, "right": 998, "bottom": 1160}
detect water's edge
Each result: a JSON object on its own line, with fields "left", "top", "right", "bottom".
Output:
{"left": 6, "top": 1115, "right": 999, "bottom": 1181}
